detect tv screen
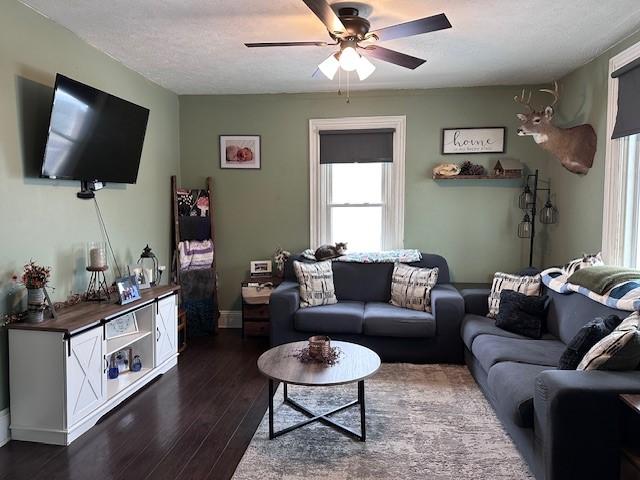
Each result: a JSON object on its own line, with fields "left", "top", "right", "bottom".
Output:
{"left": 40, "top": 74, "right": 150, "bottom": 184}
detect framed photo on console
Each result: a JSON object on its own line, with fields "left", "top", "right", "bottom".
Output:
{"left": 220, "top": 135, "right": 261, "bottom": 169}
{"left": 115, "top": 276, "right": 141, "bottom": 305}
{"left": 441, "top": 127, "right": 506, "bottom": 154}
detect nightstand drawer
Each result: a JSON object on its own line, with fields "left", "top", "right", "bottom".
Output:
{"left": 244, "top": 321, "right": 269, "bottom": 337}
{"left": 243, "top": 304, "right": 270, "bottom": 319}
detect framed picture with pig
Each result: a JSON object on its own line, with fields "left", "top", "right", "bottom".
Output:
{"left": 220, "top": 135, "right": 261, "bottom": 169}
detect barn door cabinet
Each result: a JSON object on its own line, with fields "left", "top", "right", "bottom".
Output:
{"left": 8, "top": 286, "right": 179, "bottom": 445}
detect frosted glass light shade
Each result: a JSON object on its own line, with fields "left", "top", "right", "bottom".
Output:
{"left": 356, "top": 56, "right": 376, "bottom": 80}
{"left": 339, "top": 46, "right": 360, "bottom": 71}
{"left": 318, "top": 54, "right": 340, "bottom": 80}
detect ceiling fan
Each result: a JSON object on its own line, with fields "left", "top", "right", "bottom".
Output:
{"left": 244, "top": 0, "right": 452, "bottom": 81}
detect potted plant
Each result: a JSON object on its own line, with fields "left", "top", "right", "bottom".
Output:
{"left": 21, "top": 261, "right": 51, "bottom": 323}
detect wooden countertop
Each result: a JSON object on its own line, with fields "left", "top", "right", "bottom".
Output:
{"left": 8, "top": 285, "right": 180, "bottom": 335}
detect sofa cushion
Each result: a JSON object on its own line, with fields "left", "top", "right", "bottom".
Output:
{"left": 461, "top": 314, "right": 557, "bottom": 350}
{"left": 544, "top": 287, "right": 629, "bottom": 345}
{"left": 471, "top": 335, "right": 565, "bottom": 373}
{"left": 487, "top": 361, "right": 553, "bottom": 428}
{"left": 294, "top": 301, "right": 364, "bottom": 334}
{"left": 363, "top": 302, "right": 436, "bottom": 338}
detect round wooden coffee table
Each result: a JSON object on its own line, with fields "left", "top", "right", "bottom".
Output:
{"left": 257, "top": 340, "right": 381, "bottom": 442}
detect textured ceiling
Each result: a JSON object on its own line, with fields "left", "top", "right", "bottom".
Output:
{"left": 20, "top": 0, "right": 640, "bottom": 94}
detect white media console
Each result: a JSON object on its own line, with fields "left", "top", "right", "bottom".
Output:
{"left": 8, "top": 285, "right": 180, "bottom": 445}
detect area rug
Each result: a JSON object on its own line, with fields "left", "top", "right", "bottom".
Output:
{"left": 232, "top": 364, "right": 532, "bottom": 479}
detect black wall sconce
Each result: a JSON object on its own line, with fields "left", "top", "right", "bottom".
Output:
{"left": 518, "top": 169, "right": 558, "bottom": 267}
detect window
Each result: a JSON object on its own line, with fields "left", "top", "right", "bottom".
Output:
{"left": 603, "top": 41, "right": 640, "bottom": 266}
{"left": 309, "top": 116, "right": 405, "bottom": 251}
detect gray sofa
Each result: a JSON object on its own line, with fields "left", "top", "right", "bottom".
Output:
{"left": 270, "top": 253, "right": 465, "bottom": 363}
{"left": 462, "top": 285, "right": 640, "bottom": 480}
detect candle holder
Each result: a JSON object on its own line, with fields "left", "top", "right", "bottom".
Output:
{"left": 87, "top": 241, "right": 107, "bottom": 269}
{"left": 86, "top": 265, "right": 110, "bottom": 301}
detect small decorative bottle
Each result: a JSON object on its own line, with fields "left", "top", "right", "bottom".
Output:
{"left": 131, "top": 355, "right": 142, "bottom": 372}
{"left": 108, "top": 356, "right": 119, "bottom": 379}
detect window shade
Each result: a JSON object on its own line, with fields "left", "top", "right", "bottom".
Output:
{"left": 319, "top": 128, "right": 394, "bottom": 164}
{"left": 611, "top": 57, "right": 640, "bottom": 139}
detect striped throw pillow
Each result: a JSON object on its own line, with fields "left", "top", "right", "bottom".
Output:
{"left": 390, "top": 264, "right": 439, "bottom": 312}
{"left": 488, "top": 272, "right": 541, "bottom": 318}
{"left": 577, "top": 312, "right": 640, "bottom": 370}
{"left": 293, "top": 260, "right": 337, "bottom": 308}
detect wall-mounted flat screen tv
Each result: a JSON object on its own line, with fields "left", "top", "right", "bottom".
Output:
{"left": 40, "top": 74, "right": 150, "bottom": 184}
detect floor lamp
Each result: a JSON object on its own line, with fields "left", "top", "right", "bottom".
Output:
{"left": 517, "top": 169, "right": 558, "bottom": 267}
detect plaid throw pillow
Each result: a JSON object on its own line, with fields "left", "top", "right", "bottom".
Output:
{"left": 390, "top": 264, "right": 439, "bottom": 312}
{"left": 293, "top": 260, "right": 337, "bottom": 308}
{"left": 578, "top": 312, "right": 640, "bottom": 371}
{"left": 488, "top": 272, "right": 541, "bottom": 318}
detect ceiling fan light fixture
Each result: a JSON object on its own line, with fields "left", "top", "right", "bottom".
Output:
{"left": 318, "top": 53, "right": 340, "bottom": 80}
{"left": 339, "top": 45, "right": 360, "bottom": 72}
{"left": 356, "top": 55, "right": 375, "bottom": 80}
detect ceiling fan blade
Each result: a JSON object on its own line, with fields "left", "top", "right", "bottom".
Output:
{"left": 360, "top": 45, "right": 426, "bottom": 70}
{"left": 370, "top": 13, "right": 452, "bottom": 42}
{"left": 245, "top": 41, "right": 328, "bottom": 47}
{"left": 301, "top": 0, "right": 346, "bottom": 35}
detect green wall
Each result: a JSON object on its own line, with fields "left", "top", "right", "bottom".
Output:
{"left": 548, "top": 29, "right": 640, "bottom": 264}
{"left": 0, "top": 1, "right": 180, "bottom": 411}
{"left": 180, "top": 88, "right": 552, "bottom": 311}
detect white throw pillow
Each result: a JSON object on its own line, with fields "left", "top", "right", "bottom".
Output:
{"left": 293, "top": 260, "right": 337, "bottom": 308}
{"left": 578, "top": 312, "right": 640, "bottom": 371}
{"left": 390, "top": 264, "right": 439, "bottom": 312}
{"left": 487, "top": 272, "right": 541, "bottom": 318}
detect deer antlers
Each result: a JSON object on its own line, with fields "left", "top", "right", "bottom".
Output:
{"left": 514, "top": 89, "right": 534, "bottom": 112}
{"left": 514, "top": 81, "right": 559, "bottom": 112}
{"left": 539, "top": 81, "right": 559, "bottom": 107}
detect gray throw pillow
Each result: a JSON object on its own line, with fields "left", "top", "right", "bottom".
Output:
{"left": 578, "top": 312, "right": 640, "bottom": 371}
{"left": 293, "top": 260, "right": 337, "bottom": 308}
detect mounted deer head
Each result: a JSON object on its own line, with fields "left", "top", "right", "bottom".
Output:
{"left": 515, "top": 82, "right": 596, "bottom": 175}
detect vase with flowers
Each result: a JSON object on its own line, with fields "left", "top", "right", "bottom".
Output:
{"left": 22, "top": 261, "right": 51, "bottom": 323}
{"left": 272, "top": 248, "right": 290, "bottom": 279}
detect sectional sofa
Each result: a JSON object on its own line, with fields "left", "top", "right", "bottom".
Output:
{"left": 271, "top": 253, "right": 640, "bottom": 479}
{"left": 462, "top": 284, "right": 640, "bottom": 480}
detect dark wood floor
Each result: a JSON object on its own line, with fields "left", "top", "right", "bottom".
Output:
{"left": 0, "top": 330, "right": 270, "bottom": 480}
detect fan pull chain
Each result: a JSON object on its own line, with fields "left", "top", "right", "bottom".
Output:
{"left": 337, "top": 66, "right": 342, "bottom": 97}
{"left": 346, "top": 71, "right": 350, "bottom": 103}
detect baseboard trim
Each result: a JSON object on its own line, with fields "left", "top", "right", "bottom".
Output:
{"left": 219, "top": 310, "right": 242, "bottom": 329}
{"left": 0, "top": 408, "right": 10, "bottom": 448}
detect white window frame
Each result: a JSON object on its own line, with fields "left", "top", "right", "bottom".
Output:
{"left": 603, "top": 40, "right": 640, "bottom": 265}
{"left": 309, "top": 116, "right": 406, "bottom": 250}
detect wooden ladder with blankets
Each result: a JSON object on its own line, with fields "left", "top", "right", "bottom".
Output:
{"left": 171, "top": 176, "right": 220, "bottom": 349}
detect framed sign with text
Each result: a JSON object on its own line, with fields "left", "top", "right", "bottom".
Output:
{"left": 441, "top": 127, "right": 506, "bottom": 154}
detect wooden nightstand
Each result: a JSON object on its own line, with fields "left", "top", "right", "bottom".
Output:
{"left": 241, "top": 277, "right": 282, "bottom": 338}
{"left": 620, "top": 394, "right": 640, "bottom": 479}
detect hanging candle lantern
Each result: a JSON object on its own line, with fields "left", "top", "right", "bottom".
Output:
{"left": 137, "top": 244, "right": 159, "bottom": 287}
